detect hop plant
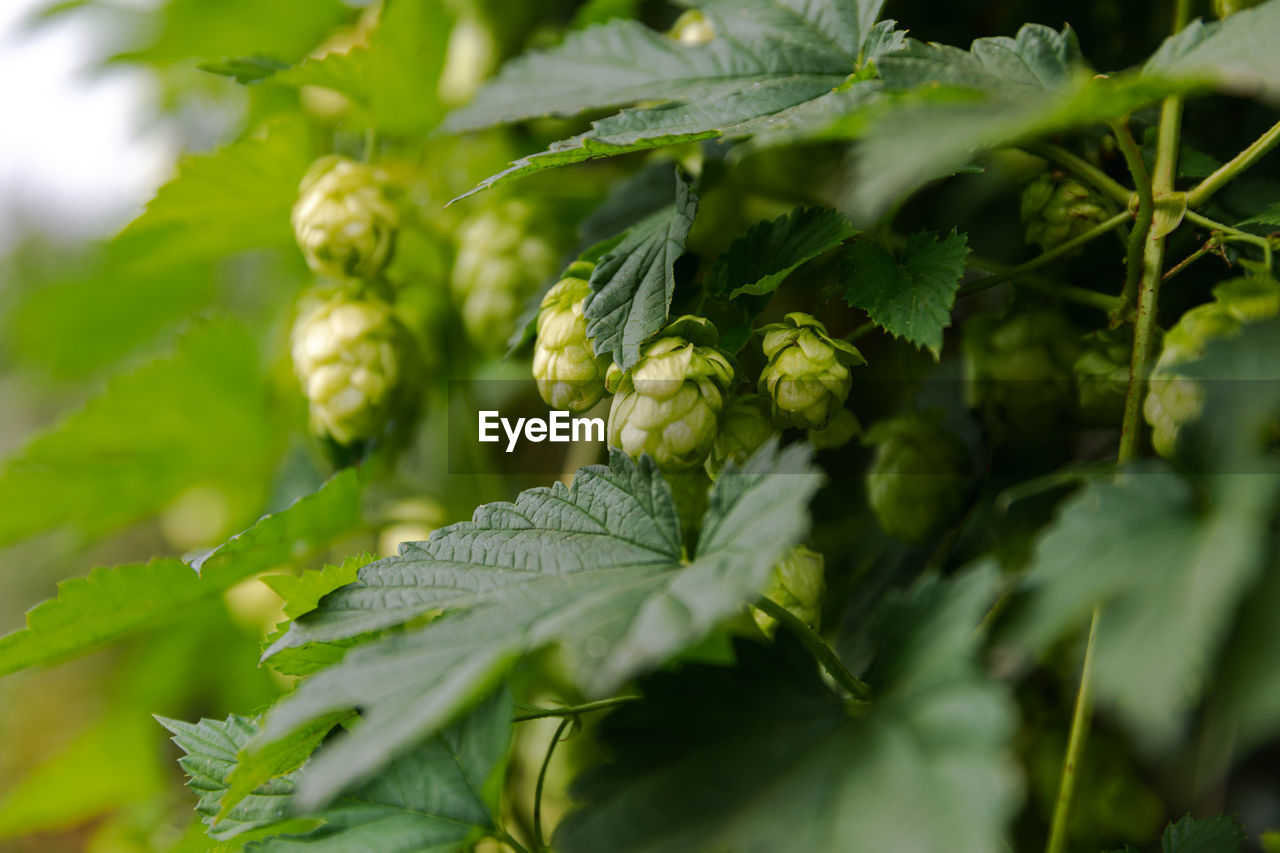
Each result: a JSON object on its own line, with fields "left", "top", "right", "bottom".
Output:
{"left": 864, "top": 412, "right": 971, "bottom": 542}
{"left": 808, "top": 408, "right": 860, "bottom": 450}
{"left": 669, "top": 9, "right": 716, "bottom": 44}
{"left": 291, "top": 288, "right": 415, "bottom": 446}
{"left": 605, "top": 316, "right": 735, "bottom": 470}
{"left": 1144, "top": 276, "right": 1280, "bottom": 457}
{"left": 1074, "top": 328, "right": 1133, "bottom": 424}
{"left": 705, "top": 393, "right": 777, "bottom": 476}
{"left": 964, "top": 310, "right": 1081, "bottom": 434}
{"left": 1215, "top": 0, "right": 1262, "bottom": 16}
{"left": 451, "top": 199, "right": 561, "bottom": 353}
{"left": 759, "top": 312, "right": 865, "bottom": 430}
{"left": 1020, "top": 172, "right": 1110, "bottom": 252}
{"left": 292, "top": 157, "right": 400, "bottom": 280}
{"left": 532, "top": 263, "right": 611, "bottom": 414}
{"left": 752, "top": 546, "right": 825, "bottom": 637}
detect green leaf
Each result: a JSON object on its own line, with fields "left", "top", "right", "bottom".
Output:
{"left": 1161, "top": 814, "right": 1246, "bottom": 853}
{"left": 200, "top": 55, "right": 289, "bottom": 84}
{"left": 0, "top": 467, "right": 364, "bottom": 678}
{"left": 709, "top": 205, "right": 857, "bottom": 299}
{"left": 272, "top": 0, "right": 452, "bottom": 135}
{"left": 841, "top": 230, "right": 969, "bottom": 356}
{"left": 1000, "top": 466, "right": 1276, "bottom": 745}
{"left": 260, "top": 555, "right": 369, "bottom": 677}
{"left": 446, "top": 0, "right": 899, "bottom": 196}
{"left": 253, "top": 442, "right": 822, "bottom": 809}
{"left": 0, "top": 322, "right": 280, "bottom": 550}
{"left": 159, "top": 689, "right": 511, "bottom": 850}
{"left": 1145, "top": 1, "right": 1280, "bottom": 101}
{"left": 555, "top": 565, "right": 1019, "bottom": 853}
{"left": 583, "top": 168, "right": 699, "bottom": 368}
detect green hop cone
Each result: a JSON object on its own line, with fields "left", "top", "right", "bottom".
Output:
{"left": 808, "top": 407, "right": 860, "bottom": 450}
{"left": 451, "top": 199, "right": 561, "bottom": 354}
{"left": 759, "top": 312, "right": 865, "bottom": 430}
{"left": 964, "top": 310, "right": 1081, "bottom": 434}
{"left": 1020, "top": 172, "right": 1110, "bottom": 252}
{"left": 864, "top": 412, "right": 970, "bottom": 542}
{"left": 1144, "top": 276, "right": 1280, "bottom": 457}
{"left": 705, "top": 393, "right": 778, "bottom": 476}
{"left": 606, "top": 316, "right": 735, "bottom": 471}
{"left": 752, "top": 546, "right": 824, "bottom": 638}
{"left": 291, "top": 288, "right": 415, "bottom": 446}
{"left": 292, "top": 156, "right": 400, "bottom": 280}
{"left": 1074, "top": 328, "right": 1132, "bottom": 424}
{"left": 533, "top": 264, "right": 611, "bottom": 413}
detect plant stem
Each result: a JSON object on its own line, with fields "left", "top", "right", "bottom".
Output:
{"left": 755, "top": 597, "right": 872, "bottom": 701}
{"left": 1187, "top": 119, "right": 1280, "bottom": 209}
{"left": 533, "top": 717, "right": 574, "bottom": 852}
{"left": 514, "top": 696, "right": 639, "bottom": 723}
{"left": 1163, "top": 240, "right": 1218, "bottom": 282}
{"left": 958, "top": 211, "right": 1132, "bottom": 297}
{"left": 494, "top": 829, "right": 535, "bottom": 853}
{"left": 1111, "top": 119, "right": 1156, "bottom": 319}
{"left": 1027, "top": 142, "right": 1136, "bottom": 207}
{"left": 1045, "top": 610, "right": 1100, "bottom": 853}
{"left": 843, "top": 319, "right": 877, "bottom": 342}
{"left": 1184, "top": 209, "right": 1275, "bottom": 271}
{"left": 961, "top": 251, "right": 1122, "bottom": 312}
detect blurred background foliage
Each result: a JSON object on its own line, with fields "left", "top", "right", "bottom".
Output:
{"left": 2, "top": 0, "right": 1280, "bottom": 851}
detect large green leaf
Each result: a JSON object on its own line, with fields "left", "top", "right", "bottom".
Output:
{"left": 0, "top": 322, "right": 280, "bottom": 550}
{"left": 269, "top": 0, "right": 452, "bottom": 135}
{"left": 709, "top": 205, "right": 857, "bottom": 299}
{"left": 159, "top": 689, "right": 511, "bottom": 851}
{"left": 583, "top": 168, "right": 699, "bottom": 368}
{"left": 445, "top": 0, "right": 901, "bottom": 196}
{"left": 253, "top": 443, "right": 822, "bottom": 809}
{"left": 1145, "top": 0, "right": 1280, "bottom": 101}
{"left": 259, "top": 555, "right": 369, "bottom": 677}
{"left": 840, "top": 230, "right": 969, "bottom": 357}
{"left": 555, "top": 565, "right": 1019, "bottom": 853}
{"left": 0, "top": 468, "right": 364, "bottom": 678}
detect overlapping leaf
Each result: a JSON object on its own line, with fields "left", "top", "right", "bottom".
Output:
{"left": 1145, "top": 0, "right": 1280, "bottom": 101}
{"left": 253, "top": 443, "right": 822, "bottom": 809}
{"left": 160, "top": 689, "right": 511, "bottom": 851}
{"left": 583, "top": 168, "right": 699, "bottom": 367}
{"left": 841, "top": 230, "right": 969, "bottom": 356}
{"left": 0, "top": 467, "right": 364, "bottom": 677}
{"left": 709, "top": 205, "right": 856, "bottom": 299}
{"left": 555, "top": 566, "right": 1019, "bottom": 853}
{"left": 445, "top": 0, "right": 902, "bottom": 197}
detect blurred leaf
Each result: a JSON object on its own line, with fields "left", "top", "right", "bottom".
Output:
{"left": 584, "top": 168, "right": 699, "bottom": 368}
{"left": 1161, "top": 814, "right": 1246, "bottom": 853}
{"left": 0, "top": 467, "right": 364, "bottom": 678}
{"left": 273, "top": 0, "right": 453, "bottom": 135}
{"left": 253, "top": 443, "right": 821, "bottom": 810}
{"left": 1144, "top": 2, "right": 1280, "bottom": 101}
{"left": 708, "top": 205, "right": 856, "bottom": 299}
{"left": 446, "top": 0, "right": 902, "bottom": 197}
{"left": 555, "top": 566, "right": 1019, "bottom": 853}
{"left": 160, "top": 689, "right": 512, "bottom": 849}
{"left": 1000, "top": 465, "right": 1277, "bottom": 745}
{"left": 0, "top": 322, "right": 280, "bottom": 549}
{"left": 840, "top": 230, "right": 969, "bottom": 357}
{"left": 570, "top": 0, "right": 642, "bottom": 28}
{"left": 201, "top": 55, "right": 290, "bottom": 84}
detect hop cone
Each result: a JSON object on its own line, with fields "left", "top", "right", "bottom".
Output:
{"left": 533, "top": 264, "right": 611, "bottom": 413}
{"left": 1074, "top": 328, "right": 1132, "bottom": 424}
{"left": 291, "top": 288, "right": 415, "bottom": 446}
{"left": 606, "top": 316, "right": 735, "bottom": 471}
{"left": 705, "top": 393, "right": 777, "bottom": 476}
{"left": 1021, "top": 172, "right": 1110, "bottom": 252}
{"left": 864, "top": 412, "right": 970, "bottom": 542}
{"left": 752, "top": 546, "right": 825, "bottom": 637}
{"left": 964, "top": 310, "right": 1081, "bottom": 433}
{"left": 759, "top": 312, "right": 864, "bottom": 430}
{"left": 1144, "top": 276, "right": 1280, "bottom": 457}
{"left": 292, "top": 157, "right": 399, "bottom": 279}
{"left": 451, "top": 200, "right": 560, "bottom": 353}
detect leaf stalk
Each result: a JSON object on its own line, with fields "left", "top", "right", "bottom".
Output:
{"left": 755, "top": 597, "right": 872, "bottom": 702}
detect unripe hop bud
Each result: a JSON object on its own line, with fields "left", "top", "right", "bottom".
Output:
{"left": 533, "top": 265, "right": 611, "bottom": 414}
{"left": 864, "top": 412, "right": 970, "bottom": 542}
{"left": 808, "top": 407, "right": 860, "bottom": 450}
{"left": 705, "top": 394, "right": 777, "bottom": 476}
{"left": 752, "top": 546, "right": 825, "bottom": 637}
{"left": 292, "top": 157, "right": 399, "bottom": 279}
{"left": 1144, "top": 276, "right": 1280, "bottom": 457}
{"left": 759, "top": 312, "right": 865, "bottom": 430}
{"left": 963, "top": 310, "right": 1081, "bottom": 434}
{"left": 1074, "top": 328, "right": 1132, "bottom": 424}
{"left": 451, "top": 200, "right": 561, "bottom": 354}
{"left": 1021, "top": 173, "right": 1109, "bottom": 252}
{"left": 606, "top": 316, "right": 735, "bottom": 471}
{"left": 291, "top": 289, "right": 415, "bottom": 446}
